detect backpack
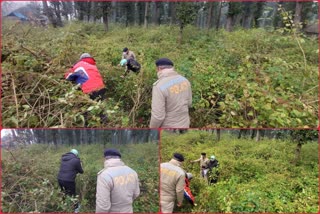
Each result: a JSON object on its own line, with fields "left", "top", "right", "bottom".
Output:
{"left": 127, "top": 59, "right": 141, "bottom": 73}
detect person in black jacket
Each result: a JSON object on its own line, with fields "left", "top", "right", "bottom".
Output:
{"left": 120, "top": 58, "right": 141, "bottom": 78}
{"left": 204, "top": 155, "right": 219, "bottom": 185}
{"left": 57, "top": 149, "right": 84, "bottom": 196}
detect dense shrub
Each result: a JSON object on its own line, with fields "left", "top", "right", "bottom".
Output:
{"left": 2, "top": 21, "right": 318, "bottom": 128}
{"left": 161, "top": 131, "right": 318, "bottom": 212}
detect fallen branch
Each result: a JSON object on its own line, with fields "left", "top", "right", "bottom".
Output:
{"left": 9, "top": 72, "right": 19, "bottom": 127}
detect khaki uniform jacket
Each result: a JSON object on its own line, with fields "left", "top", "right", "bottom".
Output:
{"left": 160, "top": 159, "right": 185, "bottom": 205}
{"left": 96, "top": 159, "right": 140, "bottom": 213}
{"left": 122, "top": 51, "right": 136, "bottom": 60}
{"left": 192, "top": 156, "right": 209, "bottom": 168}
{"left": 150, "top": 68, "right": 192, "bottom": 128}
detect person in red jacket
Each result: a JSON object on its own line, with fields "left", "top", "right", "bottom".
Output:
{"left": 184, "top": 172, "right": 197, "bottom": 206}
{"left": 64, "top": 53, "right": 106, "bottom": 101}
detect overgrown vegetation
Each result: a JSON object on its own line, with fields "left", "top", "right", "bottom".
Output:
{"left": 2, "top": 21, "right": 318, "bottom": 127}
{"left": 161, "top": 130, "right": 318, "bottom": 212}
{"left": 2, "top": 142, "right": 159, "bottom": 212}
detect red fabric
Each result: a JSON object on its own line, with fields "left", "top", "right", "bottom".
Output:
{"left": 184, "top": 178, "right": 195, "bottom": 203}
{"left": 66, "top": 59, "right": 105, "bottom": 94}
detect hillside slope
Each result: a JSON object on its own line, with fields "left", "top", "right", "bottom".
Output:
{"left": 2, "top": 21, "right": 318, "bottom": 128}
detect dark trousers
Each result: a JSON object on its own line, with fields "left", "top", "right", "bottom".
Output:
{"left": 89, "top": 88, "right": 107, "bottom": 101}
{"left": 84, "top": 88, "right": 108, "bottom": 126}
{"left": 58, "top": 179, "right": 80, "bottom": 210}
{"left": 58, "top": 179, "right": 76, "bottom": 196}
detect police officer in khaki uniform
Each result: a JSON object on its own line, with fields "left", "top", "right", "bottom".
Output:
{"left": 150, "top": 58, "right": 192, "bottom": 128}
{"left": 160, "top": 153, "right": 185, "bottom": 213}
{"left": 190, "top": 152, "right": 209, "bottom": 178}
{"left": 95, "top": 149, "right": 140, "bottom": 213}
{"left": 122, "top": 47, "right": 136, "bottom": 60}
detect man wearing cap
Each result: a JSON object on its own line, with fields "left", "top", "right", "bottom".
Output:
{"left": 160, "top": 153, "right": 186, "bottom": 213}
{"left": 122, "top": 47, "right": 136, "bottom": 60}
{"left": 64, "top": 53, "right": 106, "bottom": 101}
{"left": 191, "top": 152, "right": 209, "bottom": 178}
{"left": 150, "top": 58, "right": 192, "bottom": 128}
{"left": 96, "top": 148, "right": 140, "bottom": 213}
{"left": 57, "top": 149, "right": 84, "bottom": 196}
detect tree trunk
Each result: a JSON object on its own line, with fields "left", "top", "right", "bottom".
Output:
{"left": 238, "top": 129, "right": 243, "bottom": 139}
{"left": 53, "top": 3, "right": 63, "bottom": 27}
{"left": 250, "top": 129, "right": 256, "bottom": 140}
{"left": 216, "top": 2, "right": 222, "bottom": 30}
{"left": 253, "top": 2, "right": 264, "bottom": 28}
{"left": 273, "top": 2, "right": 284, "bottom": 28}
{"left": 242, "top": 2, "right": 253, "bottom": 29}
{"left": 103, "top": 13, "right": 109, "bottom": 31}
{"left": 75, "top": 2, "right": 82, "bottom": 21}
{"left": 294, "top": 1, "right": 303, "bottom": 27}
{"left": 42, "top": 1, "right": 57, "bottom": 27}
{"left": 137, "top": 2, "right": 144, "bottom": 25}
{"left": 294, "top": 142, "right": 302, "bottom": 165}
{"left": 144, "top": 2, "right": 149, "bottom": 28}
{"left": 91, "top": 2, "right": 96, "bottom": 22}
{"left": 179, "top": 25, "right": 183, "bottom": 44}
{"left": 207, "top": 2, "right": 214, "bottom": 30}
{"left": 226, "top": 16, "right": 233, "bottom": 31}
{"left": 102, "top": 2, "right": 110, "bottom": 31}
{"left": 152, "top": 1, "right": 160, "bottom": 25}
{"left": 53, "top": 130, "right": 58, "bottom": 149}
{"left": 126, "top": 3, "right": 135, "bottom": 26}
{"left": 61, "top": 2, "right": 69, "bottom": 20}
{"left": 111, "top": 1, "right": 117, "bottom": 23}
{"left": 170, "top": 2, "right": 177, "bottom": 25}
{"left": 255, "top": 129, "right": 261, "bottom": 142}
{"left": 216, "top": 129, "right": 221, "bottom": 141}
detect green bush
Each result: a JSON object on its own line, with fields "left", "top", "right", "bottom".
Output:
{"left": 2, "top": 21, "right": 318, "bottom": 128}
{"left": 161, "top": 131, "right": 318, "bottom": 212}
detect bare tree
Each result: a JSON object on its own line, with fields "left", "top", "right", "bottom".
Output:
{"left": 169, "top": 2, "right": 177, "bottom": 25}
{"left": 207, "top": 2, "right": 214, "bottom": 30}
{"left": 152, "top": 1, "right": 161, "bottom": 25}
{"left": 101, "top": 2, "right": 111, "bottom": 31}
{"left": 50, "top": 2, "right": 63, "bottom": 27}
{"left": 242, "top": 2, "right": 253, "bottom": 29}
{"left": 216, "top": 1, "right": 223, "bottom": 30}
{"left": 42, "top": 1, "right": 59, "bottom": 27}
{"left": 294, "top": 1, "right": 303, "bottom": 27}
{"left": 144, "top": 2, "right": 149, "bottom": 28}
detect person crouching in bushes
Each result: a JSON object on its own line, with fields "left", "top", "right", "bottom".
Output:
{"left": 57, "top": 149, "right": 83, "bottom": 212}
{"left": 64, "top": 53, "right": 108, "bottom": 126}
{"left": 204, "top": 155, "right": 219, "bottom": 185}
{"left": 184, "top": 172, "right": 197, "bottom": 207}
{"left": 64, "top": 53, "right": 106, "bottom": 101}
{"left": 119, "top": 58, "right": 141, "bottom": 78}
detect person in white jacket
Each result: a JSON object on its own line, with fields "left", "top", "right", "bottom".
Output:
{"left": 95, "top": 148, "right": 140, "bottom": 213}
